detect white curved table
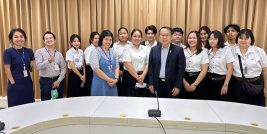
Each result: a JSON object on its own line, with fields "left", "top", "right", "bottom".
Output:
{"left": 0, "top": 96, "right": 266, "bottom": 134}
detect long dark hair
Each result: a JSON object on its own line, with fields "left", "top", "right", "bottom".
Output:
{"left": 185, "top": 31, "right": 202, "bottom": 55}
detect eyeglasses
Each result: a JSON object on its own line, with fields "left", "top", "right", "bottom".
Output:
{"left": 208, "top": 38, "right": 218, "bottom": 42}
{"left": 174, "top": 34, "right": 182, "bottom": 37}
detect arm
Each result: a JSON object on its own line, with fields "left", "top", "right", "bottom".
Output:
{"left": 124, "top": 62, "right": 138, "bottom": 79}
{"left": 174, "top": 49, "right": 186, "bottom": 89}
{"left": 34, "top": 50, "right": 50, "bottom": 70}
{"left": 93, "top": 68, "right": 112, "bottom": 82}
{"left": 262, "top": 67, "right": 267, "bottom": 97}
{"left": 69, "top": 61, "right": 84, "bottom": 81}
{"left": 140, "top": 64, "right": 148, "bottom": 80}
{"left": 4, "top": 64, "right": 15, "bottom": 84}
{"left": 221, "top": 62, "right": 233, "bottom": 95}
{"left": 190, "top": 63, "right": 208, "bottom": 91}
{"left": 148, "top": 48, "right": 154, "bottom": 93}
{"left": 53, "top": 56, "right": 66, "bottom": 88}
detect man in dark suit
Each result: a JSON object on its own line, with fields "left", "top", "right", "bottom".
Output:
{"left": 148, "top": 26, "right": 185, "bottom": 98}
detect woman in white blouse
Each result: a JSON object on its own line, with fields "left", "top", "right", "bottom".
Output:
{"left": 198, "top": 26, "right": 211, "bottom": 52}
{"left": 231, "top": 29, "right": 267, "bottom": 106}
{"left": 112, "top": 27, "right": 132, "bottom": 96}
{"left": 66, "top": 34, "right": 85, "bottom": 97}
{"left": 182, "top": 31, "right": 209, "bottom": 99}
{"left": 121, "top": 29, "right": 150, "bottom": 97}
{"left": 84, "top": 32, "right": 100, "bottom": 96}
{"left": 205, "top": 30, "right": 234, "bottom": 101}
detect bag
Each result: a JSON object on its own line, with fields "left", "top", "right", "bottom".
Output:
{"left": 238, "top": 55, "right": 263, "bottom": 95}
{"left": 51, "top": 88, "right": 58, "bottom": 99}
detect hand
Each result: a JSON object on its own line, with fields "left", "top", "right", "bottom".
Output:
{"left": 11, "top": 80, "right": 15, "bottom": 85}
{"left": 172, "top": 87, "right": 180, "bottom": 96}
{"left": 149, "top": 85, "right": 154, "bottom": 94}
{"left": 107, "top": 79, "right": 116, "bottom": 87}
{"left": 183, "top": 80, "right": 191, "bottom": 92}
{"left": 221, "top": 86, "right": 228, "bottom": 95}
{"left": 264, "top": 87, "right": 267, "bottom": 97}
{"left": 52, "top": 80, "right": 60, "bottom": 88}
{"left": 48, "top": 55, "right": 55, "bottom": 63}
{"left": 135, "top": 75, "right": 143, "bottom": 84}
{"left": 80, "top": 75, "right": 85, "bottom": 82}
{"left": 189, "top": 83, "right": 196, "bottom": 92}
{"left": 119, "top": 71, "right": 124, "bottom": 77}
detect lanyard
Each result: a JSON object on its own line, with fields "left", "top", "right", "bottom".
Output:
{"left": 185, "top": 50, "right": 196, "bottom": 60}
{"left": 100, "top": 47, "right": 111, "bottom": 65}
{"left": 13, "top": 46, "right": 26, "bottom": 70}
{"left": 45, "top": 47, "right": 56, "bottom": 57}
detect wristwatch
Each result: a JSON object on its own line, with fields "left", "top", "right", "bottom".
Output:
{"left": 115, "top": 78, "right": 119, "bottom": 81}
{"left": 193, "top": 83, "right": 198, "bottom": 87}
{"left": 223, "top": 83, "right": 228, "bottom": 86}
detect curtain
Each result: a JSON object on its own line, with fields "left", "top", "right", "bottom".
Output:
{"left": 1, "top": 0, "right": 267, "bottom": 104}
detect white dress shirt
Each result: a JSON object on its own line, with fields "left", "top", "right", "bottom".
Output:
{"left": 179, "top": 43, "right": 186, "bottom": 49}
{"left": 122, "top": 44, "right": 148, "bottom": 72}
{"left": 224, "top": 40, "right": 238, "bottom": 49}
{"left": 112, "top": 40, "right": 132, "bottom": 63}
{"left": 207, "top": 47, "right": 235, "bottom": 75}
{"left": 184, "top": 48, "right": 209, "bottom": 72}
{"left": 66, "top": 47, "right": 84, "bottom": 69}
{"left": 232, "top": 45, "right": 267, "bottom": 78}
{"left": 84, "top": 43, "right": 96, "bottom": 65}
{"left": 144, "top": 40, "right": 158, "bottom": 51}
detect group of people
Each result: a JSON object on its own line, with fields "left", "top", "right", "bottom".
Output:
{"left": 3, "top": 24, "right": 267, "bottom": 108}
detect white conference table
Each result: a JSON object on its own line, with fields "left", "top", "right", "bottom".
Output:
{"left": 0, "top": 96, "right": 266, "bottom": 134}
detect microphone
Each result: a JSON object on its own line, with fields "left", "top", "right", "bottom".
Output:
{"left": 0, "top": 120, "right": 5, "bottom": 131}
{"left": 148, "top": 91, "right": 161, "bottom": 117}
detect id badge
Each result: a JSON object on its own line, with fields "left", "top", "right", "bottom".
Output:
{"left": 23, "top": 70, "right": 28, "bottom": 77}
{"left": 54, "top": 64, "right": 60, "bottom": 70}
{"left": 75, "top": 58, "right": 79, "bottom": 62}
{"left": 108, "top": 65, "right": 113, "bottom": 73}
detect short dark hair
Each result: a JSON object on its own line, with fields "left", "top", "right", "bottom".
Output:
{"left": 198, "top": 26, "right": 211, "bottom": 34}
{"left": 43, "top": 31, "right": 56, "bottom": 40}
{"left": 89, "top": 32, "right": 100, "bottom": 44}
{"left": 172, "top": 27, "right": 184, "bottom": 35}
{"left": 9, "top": 28, "right": 27, "bottom": 42}
{"left": 235, "top": 29, "right": 255, "bottom": 45}
{"left": 118, "top": 27, "right": 128, "bottom": 34}
{"left": 159, "top": 26, "right": 172, "bottom": 34}
{"left": 145, "top": 25, "right": 157, "bottom": 34}
{"left": 185, "top": 31, "right": 203, "bottom": 55}
{"left": 99, "top": 30, "right": 114, "bottom": 47}
{"left": 224, "top": 24, "right": 240, "bottom": 34}
{"left": 131, "top": 29, "right": 143, "bottom": 38}
{"left": 205, "top": 30, "right": 225, "bottom": 50}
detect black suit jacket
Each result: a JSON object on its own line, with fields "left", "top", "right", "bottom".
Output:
{"left": 148, "top": 43, "right": 185, "bottom": 96}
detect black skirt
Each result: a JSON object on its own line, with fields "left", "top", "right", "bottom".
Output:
{"left": 181, "top": 72, "right": 207, "bottom": 100}
{"left": 230, "top": 76, "right": 265, "bottom": 106}
{"left": 67, "top": 70, "right": 84, "bottom": 97}
{"left": 121, "top": 70, "right": 150, "bottom": 97}
{"left": 84, "top": 65, "right": 93, "bottom": 96}
{"left": 206, "top": 73, "right": 231, "bottom": 101}
{"left": 117, "top": 63, "right": 124, "bottom": 96}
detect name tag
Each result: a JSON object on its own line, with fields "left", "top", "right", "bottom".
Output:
{"left": 75, "top": 58, "right": 79, "bottom": 62}
{"left": 23, "top": 70, "right": 28, "bottom": 77}
{"left": 54, "top": 64, "right": 60, "bottom": 70}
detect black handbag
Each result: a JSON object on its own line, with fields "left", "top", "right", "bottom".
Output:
{"left": 238, "top": 55, "right": 263, "bottom": 95}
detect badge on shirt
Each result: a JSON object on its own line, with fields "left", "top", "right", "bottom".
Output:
{"left": 75, "top": 58, "right": 79, "bottom": 62}
{"left": 54, "top": 64, "right": 60, "bottom": 70}
{"left": 23, "top": 70, "right": 28, "bottom": 77}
